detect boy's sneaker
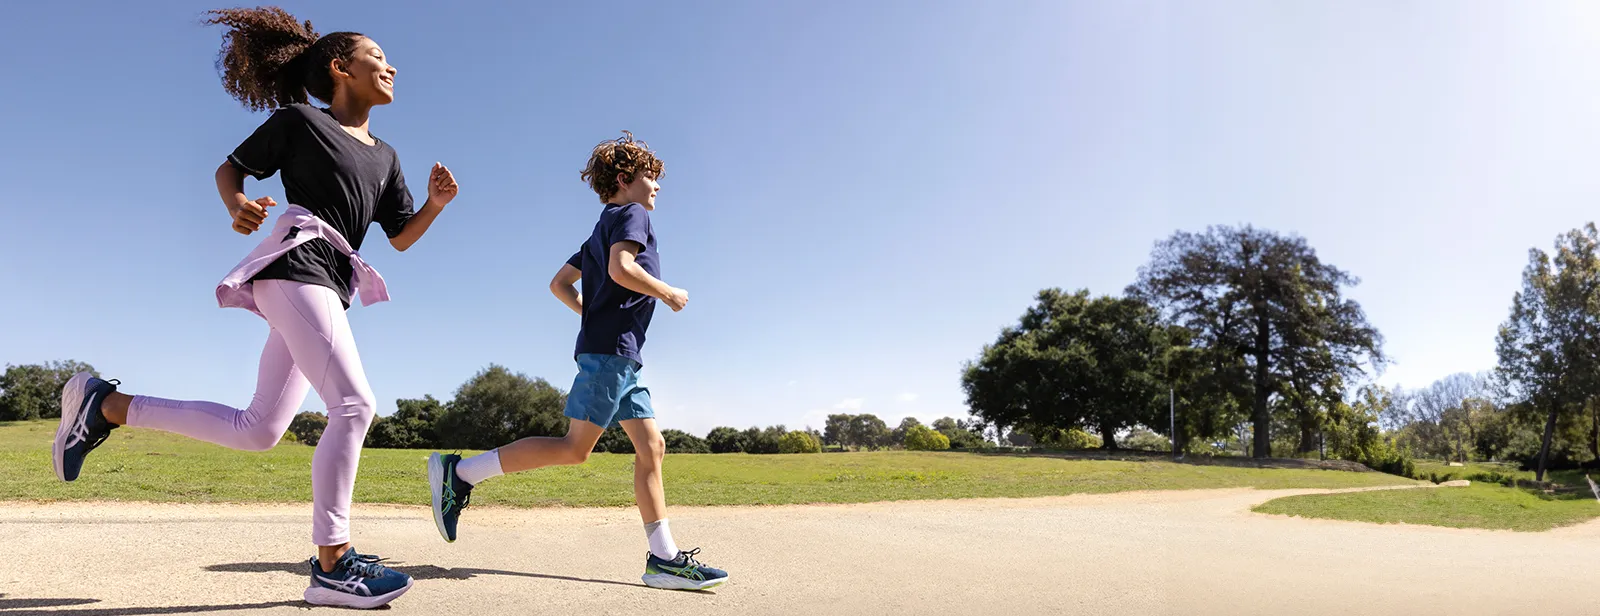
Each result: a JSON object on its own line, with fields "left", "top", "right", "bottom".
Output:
{"left": 428, "top": 452, "right": 473, "bottom": 542}
{"left": 642, "top": 548, "right": 729, "bottom": 590}
{"left": 53, "top": 372, "right": 119, "bottom": 482}
{"left": 304, "top": 547, "right": 414, "bottom": 609}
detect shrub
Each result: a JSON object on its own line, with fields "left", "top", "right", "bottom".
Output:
{"left": 706, "top": 426, "right": 745, "bottom": 453}
{"left": 663, "top": 429, "right": 711, "bottom": 454}
{"left": 1123, "top": 429, "right": 1171, "bottom": 452}
{"left": 1035, "top": 428, "right": 1099, "bottom": 450}
{"left": 779, "top": 431, "right": 823, "bottom": 454}
{"left": 905, "top": 425, "right": 951, "bottom": 451}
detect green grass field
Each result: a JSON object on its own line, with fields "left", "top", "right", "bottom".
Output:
{"left": 1253, "top": 482, "right": 1600, "bottom": 532}
{"left": 1409, "top": 459, "right": 1590, "bottom": 489}
{"left": 0, "top": 420, "right": 1415, "bottom": 507}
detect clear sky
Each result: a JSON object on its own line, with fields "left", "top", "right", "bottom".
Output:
{"left": 3, "top": 1, "right": 1599, "bottom": 436}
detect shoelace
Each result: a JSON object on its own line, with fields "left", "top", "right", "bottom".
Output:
{"left": 345, "top": 553, "right": 393, "bottom": 578}
{"left": 678, "top": 547, "right": 705, "bottom": 571}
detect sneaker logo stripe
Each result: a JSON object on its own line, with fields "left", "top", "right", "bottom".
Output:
{"left": 64, "top": 389, "right": 101, "bottom": 450}
{"left": 314, "top": 573, "right": 372, "bottom": 596}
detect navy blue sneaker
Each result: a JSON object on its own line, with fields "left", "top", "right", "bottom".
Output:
{"left": 53, "top": 372, "right": 119, "bottom": 482}
{"left": 643, "top": 548, "right": 729, "bottom": 590}
{"left": 304, "top": 547, "right": 414, "bottom": 609}
{"left": 428, "top": 452, "right": 474, "bottom": 542}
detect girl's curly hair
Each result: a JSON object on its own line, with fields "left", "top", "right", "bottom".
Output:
{"left": 204, "top": 6, "right": 366, "bottom": 111}
{"left": 581, "top": 131, "right": 666, "bottom": 202}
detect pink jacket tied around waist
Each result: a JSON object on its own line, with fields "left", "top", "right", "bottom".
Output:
{"left": 216, "top": 204, "right": 390, "bottom": 318}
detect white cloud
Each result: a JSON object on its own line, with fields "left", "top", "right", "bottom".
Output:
{"left": 786, "top": 380, "right": 799, "bottom": 388}
{"left": 895, "top": 392, "right": 919, "bottom": 403}
{"left": 833, "top": 398, "right": 865, "bottom": 411}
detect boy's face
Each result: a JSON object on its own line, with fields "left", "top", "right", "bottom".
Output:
{"left": 617, "top": 172, "right": 661, "bottom": 210}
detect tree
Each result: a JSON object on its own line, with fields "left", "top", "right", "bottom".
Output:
{"left": 662, "top": 429, "right": 710, "bottom": 454}
{"left": 904, "top": 425, "right": 950, "bottom": 451}
{"left": 288, "top": 411, "right": 327, "bottom": 446}
{"left": 434, "top": 365, "right": 567, "bottom": 450}
{"left": 1392, "top": 373, "right": 1488, "bottom": 461}
{"left": 822, "top": 414, "right": 891, "bottom": 450}
{"left": 1132, "top": 226, "right": 1384, "bottom": 458}
{"left": 932, "top": 417, "right": 989, "bottom": 449}
{"left": 891, "top": 417, "right": 923, "bottom": 448}
{"left": 706, "top": 426, "right": 745, "bottom": 453}
{"left": 366, "top": 395, "right": 446, "bottom": 449}
{"left": 1580, "top": 398, "right": 1600, "bottom": 464}
{"left": 779, "top": 431, "right": 822, "bottom": 453}
{"left": 1495, "top": 224, "right": 1600, "bottom": 480}
{"left": 823, "top": 414, "right": 852, "bottom": 448}
{"left": 755, "top": 425, "right": 788, "bottom": 454}
{"left": 733, "top": 426, "right": 787, "bottom": 454}
{"left": 962, "top": 289, "right": 1183, "bottom": 449}
{"left": 740, "top": 427, "right": 765, "bottom": 453}
{"left": 1275, "top": 344, "right": 1349, "bottom": 455}
{"left": 0, "top": 360, "right": 98, "bottom": 421}
{"left": 1324, "top": 385, "right": 1413, "bottom": 477}
{"left": 846, "top": 415, "right": 890, "bottom": 451}
{"left": 1471, "top": 401, "right": 1515, "bottom": 462}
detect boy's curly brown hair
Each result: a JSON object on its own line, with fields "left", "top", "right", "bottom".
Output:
{"left": 203, "top": 6, "right": 366, "bottom": 111}
{"left": 581, "top": 131, "right": 666, "bottom": 203}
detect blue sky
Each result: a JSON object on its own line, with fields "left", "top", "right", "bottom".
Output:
{"left": 4, "top": 1, "right": 1600, "bottom": 436}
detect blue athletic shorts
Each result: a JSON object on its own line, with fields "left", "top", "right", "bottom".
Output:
{"left": 563, "top": 353, "right": 655, "bottom": 429}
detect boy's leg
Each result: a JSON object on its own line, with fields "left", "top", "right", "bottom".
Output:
{"left": 619, "top": 417, "right": 667, "bottom": 524}
{"left": 493, "top": 419, "right": 606, "bottom": 474}
{"left": 456, "top": 354, "right": 627, "bottom": 482}
{"left": 427, "top": 419, "right": 605, "bottom": 542}
{"left": 620, "top": 417, "right": 674, "bottom": 558}
{"left": 616, "top": 382, "right": 730, "bottom": 590}
{"left": 430, "top": 355, "right": 625, "bottom": 542}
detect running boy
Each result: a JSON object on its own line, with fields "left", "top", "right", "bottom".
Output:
{"left": 426, "top": 132, "right": 728, "bottom": 590}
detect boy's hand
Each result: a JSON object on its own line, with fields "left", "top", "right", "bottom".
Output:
{"left": 663, "top": 287, "right": 689, "bottom": 312}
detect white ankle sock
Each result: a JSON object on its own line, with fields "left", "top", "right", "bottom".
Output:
{"left": 645, "top": 518, "right": 679, "bottom": 560}
{"left": 454, "top": 449, "right": 504, "bottom": 486}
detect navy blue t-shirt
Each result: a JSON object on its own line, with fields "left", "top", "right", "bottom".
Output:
{"left": 570, "top": 203, "right": 659, "bottom": 365}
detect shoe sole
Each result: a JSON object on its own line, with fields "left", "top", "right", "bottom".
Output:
{"left": 642, "top": 573, "right": 729, "bottom": 591}
{"left": 53, "top": 372, "right": 92, "bottom": 482}
{"left": 428, "top": 453, "right": 453, "bottom": 543}
{"left": 304, "top": 577, "right": 414, "bottom": 609}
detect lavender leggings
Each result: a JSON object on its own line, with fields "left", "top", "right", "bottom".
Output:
{"left": 128, "top": 279, "right": 377, "bottom": 546}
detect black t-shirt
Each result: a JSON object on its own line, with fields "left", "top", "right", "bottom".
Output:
{"left": 227, "top": 104, "right": 414, "bottom": 306}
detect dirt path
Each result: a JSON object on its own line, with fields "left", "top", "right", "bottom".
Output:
{"left": 1, "top": 488, "right": 1596, "bottom": 615}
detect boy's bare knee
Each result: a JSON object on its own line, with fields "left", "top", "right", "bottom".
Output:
{"left": 563, "top": 438, "right": 594, "bottom": 465}
{"left": 636, "top": 436, "right": 666, "bottom": 467}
